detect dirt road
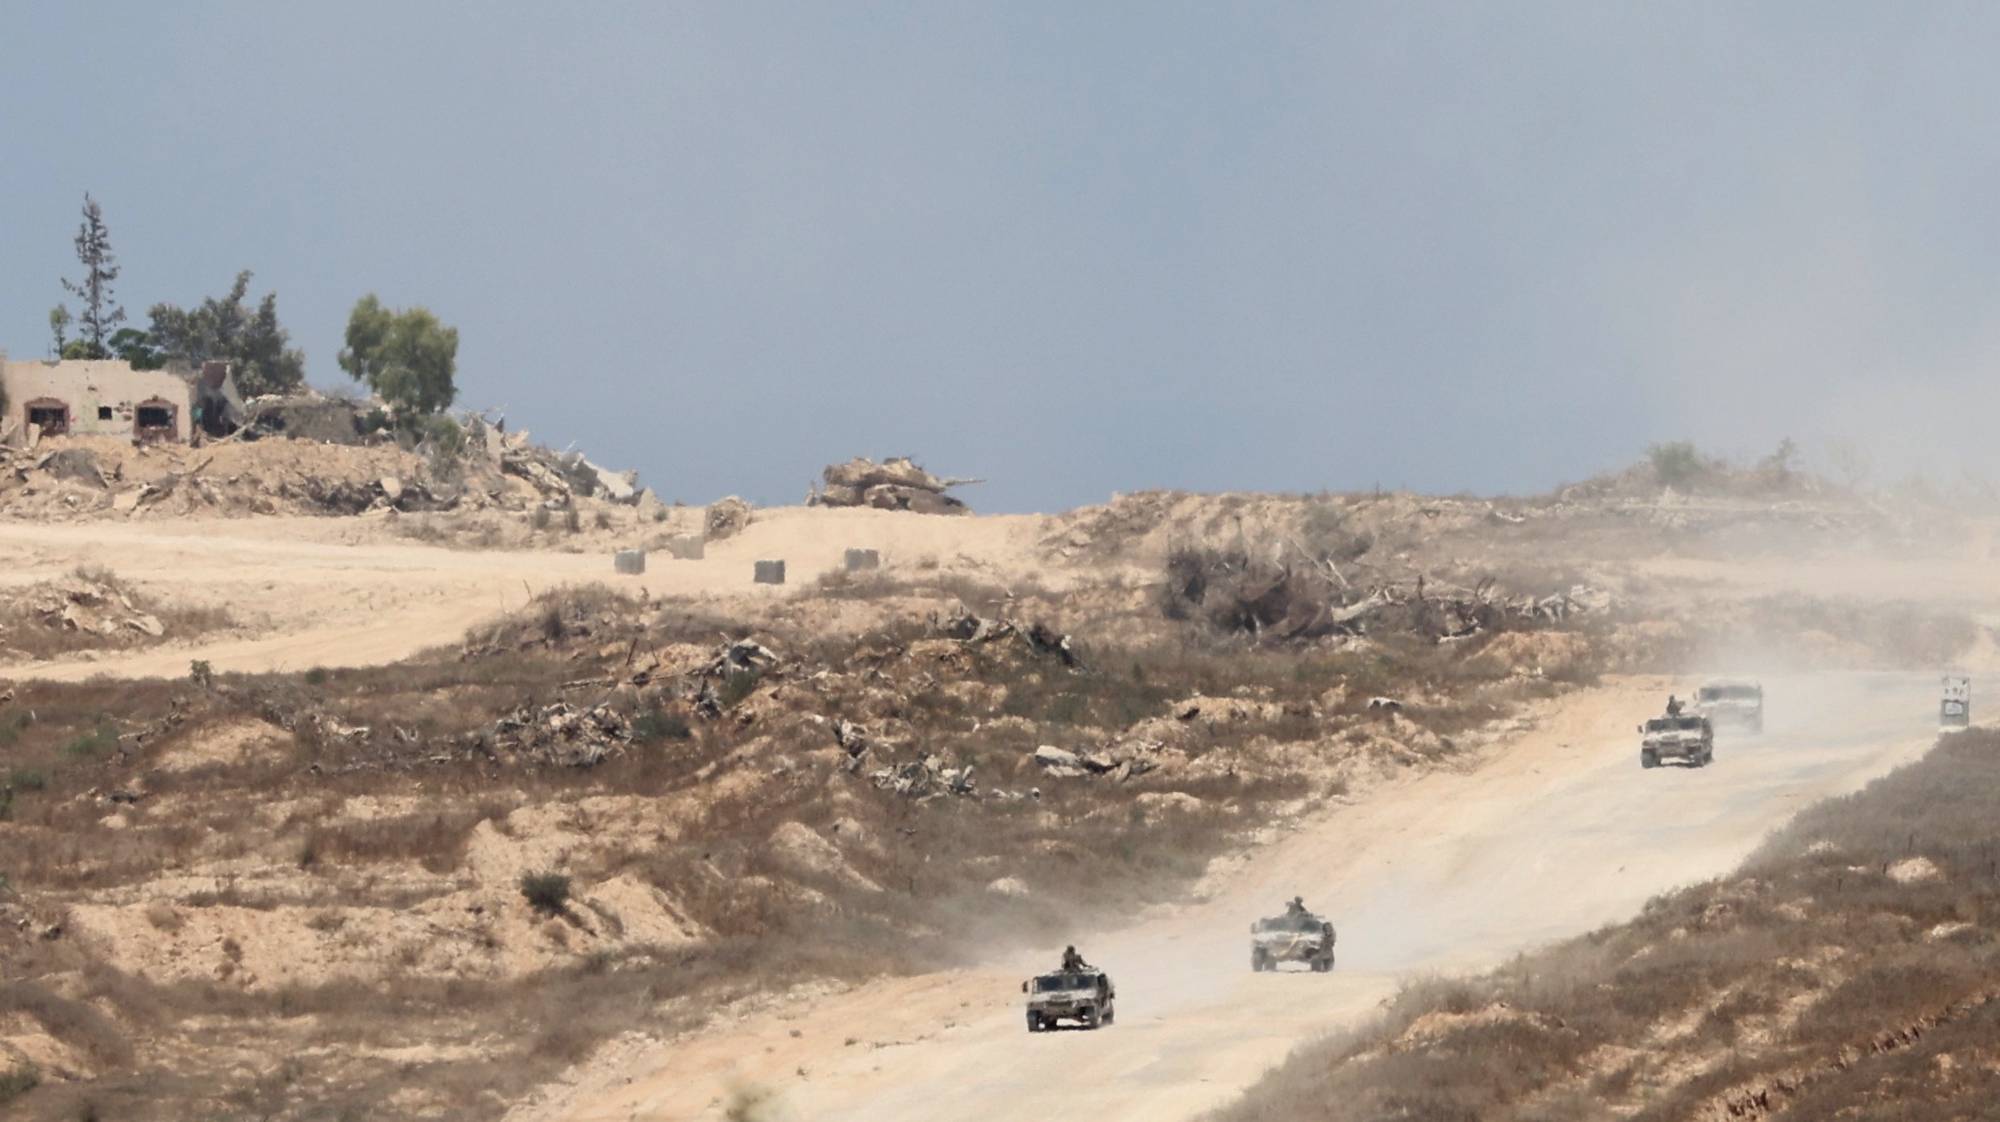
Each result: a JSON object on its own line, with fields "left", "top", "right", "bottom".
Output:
{"left": 0, "top": 509, "right": 1052, "bottom": 680}
{"left": 525, "top": 672, "right": 1941, "bottom": 1122}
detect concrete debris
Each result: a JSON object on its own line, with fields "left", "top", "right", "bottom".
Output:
{"left": 24, "top": 574, "right": 165, "bottom": 639}
{"left": 832, "top": 719, "right": 870, "bottom": 757}
{"left": 1165, "top": 546, "right": 1613, "bottom": 644}
{"left": 584, "top": 459, "right": 640, "bottom": 503}
{"left": 39, "top": 449, "right": 110, "bottom": 488}
{"left": 706, "top": 496, "right": 753, "bottom": 540}
{"left": 1032, "top": 745, "right": 1084, "bottom": 776}
{"left": 0, "top": 398, "right": 645, "bottom": 525}
{"left": 242, "top": 395, "right": 368, "bottom": 444}
{"left": 938, "top": 610, "right": 1079, "bottom": 667}
{"left": 866, "top": 754, "right": 979, "bottom": 799}
{"left": 489, "top": 702, "right": 631, "bottom": 768}
{"left": 809, "top": 457, "right": 977, "bottom": 515}
{"left": 701, "top": 639, "right": 780, "bottom": 680}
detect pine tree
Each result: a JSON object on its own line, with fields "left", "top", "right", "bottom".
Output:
{"left": 60, "top": 193, "right": 126, "bottom": 356}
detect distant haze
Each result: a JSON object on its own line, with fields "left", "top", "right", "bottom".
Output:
{"left": 6, "top": 3, "right": 1999, "bottom": 511}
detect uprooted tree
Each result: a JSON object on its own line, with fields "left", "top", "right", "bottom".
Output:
{"left": 338, "top": 295, "right": 459, "bottom": 417}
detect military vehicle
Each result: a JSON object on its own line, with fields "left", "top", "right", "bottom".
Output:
{"left": 1250, "top": 910, "right": 1336, "bottom": 973}
{"left": 1022, "top": 968, "right": 1116, "bottom": 1031}
{"left": 1694, "top": 679, "right": 1764, "bottom": 734}
{"left": 1941, "top": 674, "right": 1972, "bottom": 730}
{"left": 1639, "top": 713, "right": 1714, "bottom": 768}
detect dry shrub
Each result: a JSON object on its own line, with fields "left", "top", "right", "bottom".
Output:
{"left": 1210, "top": 730, "right": 2000, "bottom": 1122}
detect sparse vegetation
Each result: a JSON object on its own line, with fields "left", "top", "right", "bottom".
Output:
{"left": 1211, "top": 731, "right": 2000, "bottom": 1121}
{"left": 1647, "top": 440, "right": 1709, "bottom": 489}
{"left": 520, "top": 872, "right": 572, "bottom": 916}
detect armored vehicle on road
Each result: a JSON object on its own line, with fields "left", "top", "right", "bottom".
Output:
{"left": 1640, "top": 714, "right": 1713, "bottom": 769}
{"left": 1023, "top": 968, "right": 1115, "bottom": 1031}
{"left": 1694, "top": 679, "right": 1763, "bottom": 734}
{"left": 1250, "top": 910, "right": 1336, "bottom": 973}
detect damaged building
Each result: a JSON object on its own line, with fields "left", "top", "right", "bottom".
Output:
{"left": 0, "top": 353, "right": 243, "bottom": 446}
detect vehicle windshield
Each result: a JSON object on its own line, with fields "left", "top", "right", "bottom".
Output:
{"left": 1698, "top": 685, "right": 1759, "bottom": 701}
{"left": 1646, "top": 716, "right": 1706, "bottom": 732}
{"left": 1258, "top": 915, "right": 1320, "bottom": 933}
{"left": 1035, "top": 974, "right": 1090, "bottom": 992}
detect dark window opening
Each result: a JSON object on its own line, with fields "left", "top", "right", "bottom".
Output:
{"left": 98, "top": 406, "right": 114, "bottom": 421}
{"left": 25, "top": 400, "right": 69, "bottom": 436}
{"left": 134, "top": 399, "right": 179, "bottom": 444}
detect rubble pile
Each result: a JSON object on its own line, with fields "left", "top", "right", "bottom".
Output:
{"left": 493, "top": 424, "right": 641, "bottom": 507}
{"left": 809, "top": 457, "right": 975, "bottom": 515}
{"left": 0, "top": 394, "right": 653, "bottom": 525}
{"left": 8, "top": 572, "right": 167, "bottom": 641}
{"left": 705, "top": 496, "right": 753, "bottom": 540}
{"left": 1163, "top": 546, "right": 1612, "bottom": 644}
{"left": 866, "top": 754, "right": 980, "bottom": 798}
{"left": 935, "top": 609, "right": 1079, "bottom": 667}
{"left": 487, "top": 702, "right": 632, "bottom": 768}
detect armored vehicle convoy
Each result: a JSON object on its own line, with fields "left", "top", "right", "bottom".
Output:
{"left": 1640, "top": 713, "right": 1714, "bottom": 769}
{"left": 1023, "top": 968, "right": 1115, "bottom": 1031}
{"left": 1251, "top": 902, "right": 1336, "bottom": 973}
{"left": 1694, "top": 679, "right": 1764, "bottom": 734}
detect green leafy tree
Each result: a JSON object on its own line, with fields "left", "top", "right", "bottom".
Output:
{"left": 147, "top": 271, "right": 306, "bottom": 395}
{"left": 47, "top": 305, "right": 71, "bottom": 357}
{"left": 59, "top": 193, "right": 125, "bottom": 356}
{"left": 108, "top": 327, "right": 164, "bottom": 370}
{"left": 337, "top": 295, "right": 459, "bottom": 416}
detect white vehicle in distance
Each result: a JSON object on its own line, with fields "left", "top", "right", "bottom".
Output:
{"left": 1694, "top": 679, "right": 1763, "bottom": 735}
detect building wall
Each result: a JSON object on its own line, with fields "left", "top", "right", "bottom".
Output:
{"left": 0, "top": 358, "right": 194, "bottom": 443}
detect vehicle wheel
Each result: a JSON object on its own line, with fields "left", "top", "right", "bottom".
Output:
{"left": 1027, "top": 1013, "right": 1042, "bottom": 1033}
{"left": 1252, "top": 949, "right": 1267, "bottom": 972}
{"left": 1641, "top": 750, "right": 1658, "bottom": 769}
{"left": 1103, "top": 1005, "right": 1115, "bottom": 1025}
{"left": 1082, "top": 1007, "right": 1100, "bottom": 1030}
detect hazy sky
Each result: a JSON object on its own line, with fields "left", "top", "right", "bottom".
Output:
{"left": 7, "top": 3, "right": 2000, "bottom": 510}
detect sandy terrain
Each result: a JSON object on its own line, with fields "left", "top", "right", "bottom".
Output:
{"left": 0, "top": 504, "right": 1982, "bottom": 1120}
{"left": 0, "top": 507, "right": 1055, "bottom": 680}
{"left": 519, "top": 671, "right": 1941, "bottom": 1122}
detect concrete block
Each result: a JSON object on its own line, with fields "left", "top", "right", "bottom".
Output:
{"left": 614, "top": 549, "right": 646, "bottom": 575}
{"left": 844, "top": 548, "right": 880, "bottom": 572}
{"left": 754, "top": 560, "right": 786, "bottom": 585}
